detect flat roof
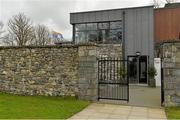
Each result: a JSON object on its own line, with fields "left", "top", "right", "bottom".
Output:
{"left": 70, "top": 5, "right": 154, "bottom": 14}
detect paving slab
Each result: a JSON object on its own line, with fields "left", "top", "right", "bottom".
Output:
{"left": 69, "top": 103, "right": 167, "bottom": 120}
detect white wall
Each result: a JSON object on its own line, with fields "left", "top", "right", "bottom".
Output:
{"left": 154, "top": 58, "right": 161, "bottom": 86}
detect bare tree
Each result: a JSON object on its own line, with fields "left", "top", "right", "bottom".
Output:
{"left": 165, "top": 0, "right": 177, "bottom": 3}
{"left": 7, "top": 13, "right": 34, "bottom": 46}
{"left": 154, "top": 0, "right": 160, "bottom": 8}
{"left": 0, "top": 21, "right": 5, "bottom": 36}
{"left": 33, "top": 24, "right": 51, "bottom": 46}
{"left": 1, "top": 33, "right": 16, "bottom": 46}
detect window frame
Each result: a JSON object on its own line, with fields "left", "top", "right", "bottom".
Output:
{"left": 74, "top": 20, "right": 123, "bottom": 44}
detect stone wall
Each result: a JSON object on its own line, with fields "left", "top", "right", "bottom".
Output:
{"left": 97, "top": 44, "right": 122, "bottom": 58}
{"left": 77, "top": 44, "right": 122, "bottom": 100}
{"left": 0, "top": 46, "right": 79, "bottom": 96}
{"left": 0, "top": 44, "right": 122, "bottom": 100}
{"left": 78, "top": 45, "right": 98, "bottom": 100}
{"left": 162, "top": 42, "right": 180, "bottom": 106}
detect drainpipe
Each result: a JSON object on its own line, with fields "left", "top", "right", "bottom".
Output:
{"left": 137, "top": 56, "right": 140, "bottom": 83}
{"left": 122, "top": 11, "right": 126, "bottom": 60}
{"left": 72, "top": 24, "right": 75, "bottom": 44}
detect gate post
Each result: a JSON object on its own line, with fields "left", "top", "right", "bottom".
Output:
{"left": 78, "top": 44, "right": 98, "bottom": 101}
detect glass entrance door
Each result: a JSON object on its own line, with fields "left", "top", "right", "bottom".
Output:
{"left": 128, "top": 56, "right": 138, "bottom": 83}
{"left": 128, "top": 56, "right": 148, "bottom": 84}
{"left": 139, "top": 56, "right": 148, "bottom": 84}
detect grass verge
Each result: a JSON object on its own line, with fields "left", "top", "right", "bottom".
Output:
{"left": 0, "top": 92, "right": 89, "bottom": 119}
{"left": 165, "top": 107, "right": 180, "bottom": 119}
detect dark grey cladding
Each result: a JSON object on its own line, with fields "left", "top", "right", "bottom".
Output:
{"left": 70, "top": 6, "right": 154, "bottom": 64}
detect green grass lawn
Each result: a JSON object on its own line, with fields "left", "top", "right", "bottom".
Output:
{"left": 0, "top": 92, "right": 89, "bottom": 119}
{"left": 165, "top": 107, "right": 180, "bottom": 119}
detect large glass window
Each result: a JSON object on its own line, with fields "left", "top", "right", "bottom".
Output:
{"left": 75, "top": 32, "right": 86, "bottom": 43}
{"left": 108, "top": 29, "right": 122, "bottom": 43}
{"left": 87, "top": 23, "right": 97, "bottom": 30}
{"left": 98, "top": 30, "right": 109, "bottom": 43}
{"left": 74, "top": 21, "right": 122, "bottom": 44}
{"left": 110, "top": 21, "right": 122, "bottom": 29}
{"left": 98, "top": 22, "right": 109, "bottom": 29}
{"left": 75, "top": 24, "right": 86, "bottom": 31}
{"left": 87, "top": 31, "right": 98, "bottom": 42}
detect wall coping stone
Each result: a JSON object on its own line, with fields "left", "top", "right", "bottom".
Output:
{"left": 0, "top": 43, "right": 124, "bottom": 49}
{"left": 0, "top": 43, "right": 100, "bottom": 49}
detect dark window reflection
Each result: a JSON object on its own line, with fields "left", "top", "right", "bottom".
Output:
{"left": 74, "top": 21, "right": 122, "bottom": 44}
{"left": 128, "top": 57, "right": 138, "bottom": 83}
{"left": 98, "top": 23, "right": 109, "bottom": 29}
{"left": 108, "top": 30, "right": 122, "bottom": 43}
{"left": 75, "top": 32, "right": 86, "bottom": 43}
{"left": 87, "top": 23, "right": 97, "bottom": 30}
{"left": 87, "top": 31, "right": 98, "bottom": 42}
{"left": 98, "top": 30, "right": 109, "bottom": 43}
{"left": 75, "top": 24, "right": 86, "bottom": 31}
{"left": 110, "top": 21, "right": 122, "bottom": 29}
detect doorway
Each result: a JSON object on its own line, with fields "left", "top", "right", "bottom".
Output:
{"left": 139, "top": 56, "right": 148, "bottom": 84}
{"left": 128, "top": 56, "right": 148, "bottom": 84}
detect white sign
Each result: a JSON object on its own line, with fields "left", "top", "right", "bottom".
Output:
{"left": 154, "top": 58, "right": 161, "bottom": 86}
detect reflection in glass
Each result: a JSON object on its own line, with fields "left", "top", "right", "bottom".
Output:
{"left": 110, "top": 21, "right": 122, "bottom": 29}
{"left": 128, "top": 57, "right": 138, "bottom": 83}
{"left": 108, "top": 30, "right": 122, "bottom": 43}
{"left": 75, "top": 32, "right": 86, "bottom": 43}
{"left": 74, "top": 21, "right": 123, "bottom": 44}
{"left": 98, "top": 23, "right": 109, "bottom": 29}
{"left": 98, "top": 30, "right": 109, "bottom": 43}
{"left": 87, "top": 23, "right": 97, "bottom": 30}
{"left": 140, "top": 62, "right": 146, "bottom": 78}
{"left": 87, "top": 31, "right": 98, "bottom": 42}
{"left": 75, "top": 24, "right": 86, "bottom": 31}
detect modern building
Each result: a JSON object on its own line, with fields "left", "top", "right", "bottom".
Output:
{"left": 154, "top": 4, "right": 180, "bottom": 59}
{"left": 70, "top": 6, "right": 154, "bottom": 84}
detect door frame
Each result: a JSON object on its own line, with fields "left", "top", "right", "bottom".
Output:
{"left": 127, "top": 55, "right": 149, "bottom": 85}
{"left": 139, "top": 55, "right": 149, "bottom": 84}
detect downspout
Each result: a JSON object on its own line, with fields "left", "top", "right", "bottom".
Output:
{"left": 72, "top": 24, "right": 75, "bottom": 44}
{"left": 123, "top": 11, "right": 129, "bottom": 102}
{"left": 122, "top": 11, "right": 126, "bottom": 60}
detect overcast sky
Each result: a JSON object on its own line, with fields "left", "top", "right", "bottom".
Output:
{"left": 0, "top": 0, "right": 178, "bottom": 40}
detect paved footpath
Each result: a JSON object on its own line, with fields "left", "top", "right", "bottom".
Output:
{"left": 69, "top": 103, "right": 167, "bottom": 119}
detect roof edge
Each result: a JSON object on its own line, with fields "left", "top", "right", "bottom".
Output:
{"left": 70, "top": 5, "right": 154, "bottom": 14}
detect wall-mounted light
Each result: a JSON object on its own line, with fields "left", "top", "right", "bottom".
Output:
{"left": 136, "top": 51, "right": 141, "bottom": 57}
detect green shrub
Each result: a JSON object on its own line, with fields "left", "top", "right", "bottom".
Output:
{"left": 148, "top": 65, "right": 157, "bottom": 79}
{"left": 118, "top": 66, "right": 127, "bottom": 78}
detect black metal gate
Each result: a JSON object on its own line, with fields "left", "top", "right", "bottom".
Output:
{"left": 98, "top": 57, "right": 129, "bottom": 101}
{"left": 161, "top": 59, "right": 164, "bottom": 105}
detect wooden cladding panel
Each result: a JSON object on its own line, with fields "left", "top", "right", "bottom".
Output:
{"left": 154, "top": 8, "right": 180, "bottom": 42}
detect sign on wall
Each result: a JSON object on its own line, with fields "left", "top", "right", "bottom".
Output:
{"left": 154, "top": 58, "right": 161, "bottom": 86}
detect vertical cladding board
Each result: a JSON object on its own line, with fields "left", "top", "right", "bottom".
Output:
{"left": 89, "top": 12, "right": 96, "bottom": 23}
{"left": 70, "top": 14, "right": 74, "bottom": 24}
{"left": 137, "top": 8, "right": 142, "bottom": 53}
{"left": 125, "top": 7, "right": 154, "bottom": 64}
{"left": 95, "top": 11, "right": 102, "bottom": 22}
{"left": 70, "top": 9, "right": 123, "bottom": 24}
{"left": 149, "top": 7, "right": 154, "bottom": 64}
{"left": 78, "top": 13, "right": 84, "bottom": 23}
{"left": 141, "top": 8, "right": 149, "bottom": 56}
{"left": 83, "top": 13, "right": 89, "bottom": 23}
{"left": 125, "top": 9, "right": 134, "bottom": 58}
{"left": 108, "top": 10, "right": 115, "bottom": 21}
{"left": 154, "top": 8, "right": 180, "bottom": 42}
{"left": 115, "top": 10, "right": 123, "bottom": 20}
{"left": 102, "top": 11, "right": 109, "bottom": 21}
